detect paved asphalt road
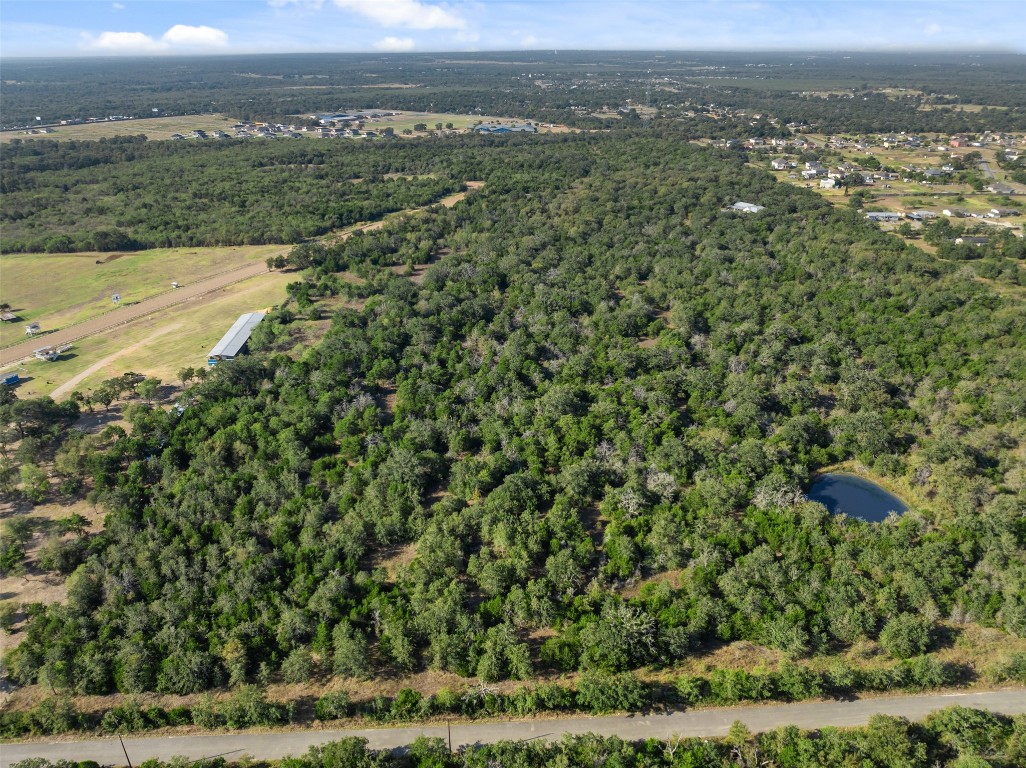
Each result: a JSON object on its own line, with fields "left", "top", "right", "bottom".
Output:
{"left": 3, "top": 689, "right": 1024, "bottom": 766}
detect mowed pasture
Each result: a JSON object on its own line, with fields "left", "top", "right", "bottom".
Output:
{"left": 0, "top": 244, "right": 284, "bottom": 344}
{"left": 5, "top": 270, "right": 294, "bottom": 400}
{"left": 366, "top": 111, "right": 516, "bottom": 133}
{"left": 0, "top": 114, "right": 238, "bottom": 142}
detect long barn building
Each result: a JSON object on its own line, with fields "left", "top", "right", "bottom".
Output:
{"left": 208, "top": 312, "right": 265, "bottom": 366}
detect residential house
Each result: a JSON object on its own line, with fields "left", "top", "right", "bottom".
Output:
{"left": 730, "top": 202, "right": 766, "bottom": 213}
{"left": 986, "top": 183, "right": 1016, "bottom": 195}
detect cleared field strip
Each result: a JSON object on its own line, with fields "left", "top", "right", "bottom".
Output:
{"left": 0, "top": 262, "right": 268, "bottom": 367}
{"left": 12, "top": 273, "right": 294, "bottom": 399}
{"left": 0, "top": 245, "right": 285, "bottom": 333}
{"left": 0, "top": 114, "right": 237, "bottom": 142}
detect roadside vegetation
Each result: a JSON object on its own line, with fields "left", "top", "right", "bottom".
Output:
{"left": 9, "top": 705, "right": 1026, "bottom": 768}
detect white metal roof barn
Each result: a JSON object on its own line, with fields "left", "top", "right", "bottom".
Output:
{"left": 207, "top": 312, "right": 265, "bottom": 365}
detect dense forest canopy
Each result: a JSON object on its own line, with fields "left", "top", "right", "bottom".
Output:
{"left": 4, "top": 128, "right": 1025, "bottom": 698}
{"left": 2, "top": 51, "right": 1025, "bottom": 131}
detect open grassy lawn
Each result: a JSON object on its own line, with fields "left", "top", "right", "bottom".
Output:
{"left": 0, "top": 244, "right": 284, "bottom": 343}
{"left": 5, "top": 271, "right": 294, "bottom": 400}
{"left": 918, "top": 103, "right": 1009, "bottom": 112}
{"left": 0, "top": 114, "right": 237, "bottom": 142}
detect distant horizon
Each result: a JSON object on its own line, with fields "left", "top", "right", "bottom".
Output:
{"left": 2, "top": 1, "right": 1024, "bottom": 58}
{"left": 2, "top": 47, "right": 1024, "bottom": 62}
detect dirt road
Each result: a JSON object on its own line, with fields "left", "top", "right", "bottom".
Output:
{"left": 49, "top": 324, "right": 182, "bottom": 399}
{"left": 0, "top": 262, "right": 268, "bottom": 368}
{"left": 3, "top": 689, "right": 1024, "bottom": 766}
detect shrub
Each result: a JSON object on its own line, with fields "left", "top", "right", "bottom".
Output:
{"left": 426, "top": 687, "right": 462, "bottom": 715}
{"left": 536, "top": 682, "right": 575, "bottom": 712}
{"left": 824, "top": 661, "right": 859, "bottom": 695}
{"left": 506, "top": 686, "right": 540, "bottom": 717}
{"left": 280, "top": 648, "right": 315, "bottom": 684}
{"left": 901, "top": 655, "right": 952, "bottom": 690}
{"left": 360, "top": 694, "right": 391, "bottom": 722}
{"left": 540, "top": 635, "right": 580, "bottom": 672}
{"left": 219, "top": 686, "right": 287, "bottom": 729}
{"left": 190, "top": 696, "right": 225, "bottom": 729}
{"left": 0, "top": 602, "right": 18, "bottom": 632}
{"left": 389, "top": 688, "right": 422, "bottom": 721}
{"left": 575, "top": 671, "right": 647, "bottom": 713}
{"left": 0, "top": 710, "right": 31, "bottom": 739}
{"left": 674, "top": 675, "right": 709, "bottom": 706}
{"left": 773, "top": 662, "right": 824, "bottom": 701}
{"left": 315, "top": 690, "right": 351, "bottom": 721}
{"left": 99, "top": 701, "right": 148, "bottom": 733}
{"left": 165, "top": 706, "right": 192, "bottom": 727}
{"left": 987, "top": 652, "right": 1026, "bottom": 684}
{"left": 925, "top": 706, "right": 1011, "bottom": 757}
{"left": 28, "top": 698, "right": 81, "bottom": 735}
{"left": 708, "top": 669, "right": 773, "bottom": 704}
{"left": 879, "top": 613, "right": 934, "bottom": 659}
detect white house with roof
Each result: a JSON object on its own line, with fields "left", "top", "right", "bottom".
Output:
{"left": 730, "top": 202, "right": 766, "bottom": 213}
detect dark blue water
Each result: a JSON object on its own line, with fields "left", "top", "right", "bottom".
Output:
{"left": 807, "top": 472, "right": 908, "bottom": 523}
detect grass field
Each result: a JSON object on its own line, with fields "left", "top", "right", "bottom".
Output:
{"left": 0, "top": 114, "right": 237, "bottom": 142}
{"left": 5, "top": 271, "right": 294, "bottom": 400}
{"left": 362, "top": 111, "right": 509, "bottom": 134}
{"left": 918, "top": 103, "right": 1009, "bottom": 112}
{"left": 0, "top": 244, "right": 284, "bottom": 343}
{"left": 0, "top": 111, "right": 558, "bottom": 145}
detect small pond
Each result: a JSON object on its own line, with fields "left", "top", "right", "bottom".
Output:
{"left": 807, "top": 472, "right": 909, "bottom": 523}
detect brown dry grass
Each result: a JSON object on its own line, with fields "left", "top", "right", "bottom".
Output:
{"left": 0, "top": 115, "right": 237, "bottom": 143}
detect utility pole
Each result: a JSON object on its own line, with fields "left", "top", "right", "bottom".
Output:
{"left": 448, "top": 720, "right": 452, "bottom": 754}
{"left": 118, "top": 734, "right": 134, "bottom": 768}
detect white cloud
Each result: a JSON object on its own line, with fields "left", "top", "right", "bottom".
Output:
{"left": 162, "top": 24, "right": 229, "bottom": 47}
{"left": 520, "top": 34, "right": 538, "bottom": 47}
{"left": 82, "top": 30, "right": 167, "bottom": 52}
{"left": 924, "top": 23, "right": 942, "bottom": 36}
{"left": 333, "top": 0, "right": 466, "bottom": 30}
{"left": 268, "top": 0, "right": 324, "bottom": 8}
{"left": 81, "top": 24, "right": 229, "bottom": 53}
{"left": 112, "top": 2, "right": 125, "bottom": 9}
{"left": 374, "top": 35, "right": 416, "bottom": 51}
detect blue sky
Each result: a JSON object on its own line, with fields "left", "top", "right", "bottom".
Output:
{"left": 1, "top": 1, "right": 1023, "bottom": 58}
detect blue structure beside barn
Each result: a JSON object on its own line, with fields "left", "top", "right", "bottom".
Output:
{"left": 208, "top": 312, "right": 265, "bottom": 366}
